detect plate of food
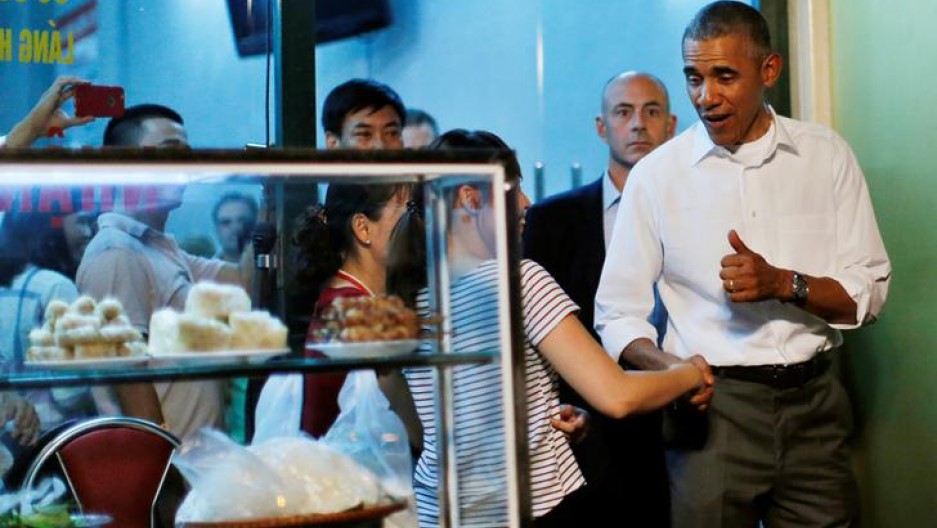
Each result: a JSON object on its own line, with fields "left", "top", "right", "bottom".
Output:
{"left": 147, "top": 348, "right": 291, "bottom": 367}
{"left": 306, "top": 339, "right": 421, "bottom": 359}
{"left": 307, "top": 295, "right": 423, "bottom": 359}
{"left": 25, "top": 296, "right": 151, "bottom": 371}
{"left": 145, "top": 283, "right": 292, "bottom": 367}
{"left": 24, "top": 355, "right": 148, "bottom": 371}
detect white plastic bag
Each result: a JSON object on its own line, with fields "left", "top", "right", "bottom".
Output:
{"left": 252, "top": 373, "right": 303, "bottom": 444}
{"left": 173, "top": 429, "right": 386, "bottom": 523}
{"left": 174, "top": 429, "right": 296, "bottom": 522}
{"left": 8, "top": 477, "right": 67, "bottom": 515}
{"left": 324, "top": 370, "right": 416, "bottom": 527}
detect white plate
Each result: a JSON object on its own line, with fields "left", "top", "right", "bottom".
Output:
{"left": 147, "top": 348, "right": 290, "bottom": 367}
{"left": 24, "top": 355, "right": 148, "bottom": 370}
{"left": 306, "top": 339, "right": 421, "bottom": 359}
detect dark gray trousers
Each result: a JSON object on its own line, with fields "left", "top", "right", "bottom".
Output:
{"left": 667, "top": 366, "right": 859, "bottom": 528}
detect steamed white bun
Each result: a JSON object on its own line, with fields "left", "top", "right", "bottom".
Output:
{"left": 186, "top": 281, "right": 251, "bottom": 322}
{"left": 230, "top": 311, "right": 288, "bottom": 350}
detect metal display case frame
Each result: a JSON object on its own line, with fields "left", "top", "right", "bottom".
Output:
{"left": 0, "top": 148, "right": 532, "bottom": 527}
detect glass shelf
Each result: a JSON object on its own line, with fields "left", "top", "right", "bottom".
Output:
{"left": 0, "top": 350, "right": 498, "bottom": 390}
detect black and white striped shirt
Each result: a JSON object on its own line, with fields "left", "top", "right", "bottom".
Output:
{"left": 406, "top": 259, "right": 584, "bottom": 526}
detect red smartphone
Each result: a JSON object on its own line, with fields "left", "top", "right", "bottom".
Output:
{"left": 74, "top": 84, "right": 125, "bottom": 118}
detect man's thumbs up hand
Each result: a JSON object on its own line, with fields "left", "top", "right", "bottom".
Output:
{"left": 719, "top": 229, "right": 786, "bottom": 302}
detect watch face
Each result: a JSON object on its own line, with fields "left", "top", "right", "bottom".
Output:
{"left": 793, "top": 273, "right": 809, "bottom": 303}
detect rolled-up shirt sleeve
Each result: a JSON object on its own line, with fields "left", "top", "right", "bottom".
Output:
{"left": 184, "top": 252, "right": 227, "bottom": 283}
{"left": 828, "top": 136, "right": 892, "bottom": 329}
{"left": 595, "top": 171, "right": 662, "bottom": 361}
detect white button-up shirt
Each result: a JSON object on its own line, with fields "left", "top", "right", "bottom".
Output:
{"left": 602, "top": 169, "right": 622, "bottom": 250}
{"left": 595, "top": 110, "right": 891, "bottom": 366}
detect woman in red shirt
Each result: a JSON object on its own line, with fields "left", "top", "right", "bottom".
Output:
{"left": 292, "top": 182, "right": 411, "bottom": 437}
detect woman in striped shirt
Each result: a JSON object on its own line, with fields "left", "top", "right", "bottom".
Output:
{"left": 387, "top": 129, "right": 713, "bottom": 527}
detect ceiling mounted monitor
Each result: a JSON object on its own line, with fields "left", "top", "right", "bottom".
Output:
{"left": 227, "top": 0, "right": 393, "bottom": 56}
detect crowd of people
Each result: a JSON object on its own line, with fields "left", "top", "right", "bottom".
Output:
{"left": 0, "top": 2, "right": 892, "bottom": 527}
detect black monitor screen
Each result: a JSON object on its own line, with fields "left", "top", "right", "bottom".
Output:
{"left": 226, "top": 0, "right": 393, "bottom": 56}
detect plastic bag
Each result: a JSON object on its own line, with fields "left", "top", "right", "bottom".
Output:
{"left": 252, "top": 373, "right": 303, "bottom": 444}
{"left": 5, "top": 477, "right": 67, "bottom": 515}
{"left": 324, "top": 370, "right": 416, "bottom": 527}
{"left": 174, "top": 429, "right": 297, "bottom": 522}
{"left": 173, "top": 429, "right": 386, "bottom": 523}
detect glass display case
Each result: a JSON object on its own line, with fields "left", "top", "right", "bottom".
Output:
{"left": 0, "top": 148, "right": 530, "bottom": 527}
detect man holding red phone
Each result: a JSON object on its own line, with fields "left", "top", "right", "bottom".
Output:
{"left": 79, "top": 104, "right": 251, "bottom": 441}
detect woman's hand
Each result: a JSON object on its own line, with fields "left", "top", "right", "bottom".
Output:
{"left": 550, "top": 404, "right": 590, "bottom": 444}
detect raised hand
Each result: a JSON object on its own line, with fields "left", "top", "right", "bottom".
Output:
{"left": 719, "top": 229, "right": 786, "bottom": 302}
{"left": 5, "top": 76, "right": 95, "bottom": 148}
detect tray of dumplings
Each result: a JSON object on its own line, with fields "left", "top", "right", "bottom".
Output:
{"left": 305, "top": 295, "right": 422, "bottom": 359}
{"left": 25, "top": 296, "right": 149, "bottom": 370}
{"left": 146, "top": 282, "right": 289, "bottom": 366}
{"left": 25, "top": 282, "right": 290, "bottom": 370}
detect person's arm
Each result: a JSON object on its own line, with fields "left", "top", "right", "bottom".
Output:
{"left": 719, "top": 229, "right": 858, "bottom": 324}
{"left": 377, "top": 370, "right": 423, "bottom": 452}
{"left": 826, "top": 136, "right": 891, "bottom": 326}
{"left": 112, "top": 384, "right": 164, "bottom": 425}
{"left": 4, "top": 76, "right": 94, "bottom": 148}
{"left": 620, "top": 336, "right": 681, "bottom": 371}
{"left": 592, "top": 168, "right": 716, "bottom": 410}
{"left": 539, "top": 314, "right": 708, "bottom": 419}
{"left": 202, "top": 242, "right": 254, "bottom": 292}
{"left": 595, "top": 171, "right": 665, "bottom": 363}
{"left": 719, "top": 136, "right": 891, "bottom": 327}
{"left": 622, "top": 337, "right": 714, "bottom": 410}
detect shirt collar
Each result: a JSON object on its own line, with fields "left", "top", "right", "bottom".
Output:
{"left": 602, "top": 169, "right": 622, "bottom": 212}
{"left": 689, "top": 105, "right": 799, "bottom": 166}
{"left": 97, "top": 212, "right": 156, "bottom": 240}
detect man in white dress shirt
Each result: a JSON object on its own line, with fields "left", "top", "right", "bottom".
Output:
{"left": 595, "top": 2, "right": 891, "bottom": 526}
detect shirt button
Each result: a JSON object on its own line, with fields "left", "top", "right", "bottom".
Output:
{"left": 751, "top": 211, "right": 757, "bottom": 217}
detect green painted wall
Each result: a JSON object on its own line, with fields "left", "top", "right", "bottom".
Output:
{"left": 830, "top": 2, "right": 937, "bottom": 526}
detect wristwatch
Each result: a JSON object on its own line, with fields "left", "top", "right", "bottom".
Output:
{"left": 791, "top": 272, "right": 809, "bottom": 305}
